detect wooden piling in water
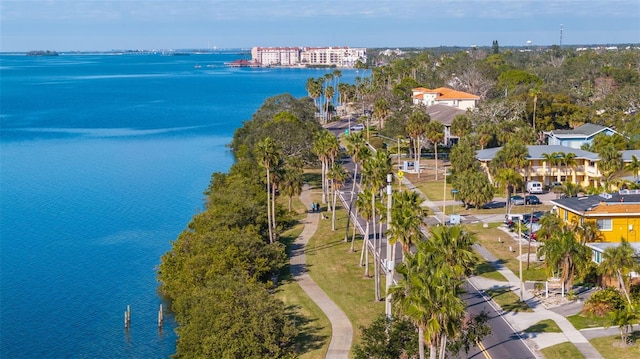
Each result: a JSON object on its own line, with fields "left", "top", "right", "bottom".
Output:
{"left": 124, "top": 305, "right": 131, "bottom": 329}
{"left": 158, "top": 304, "right": 164, "bottom": 328}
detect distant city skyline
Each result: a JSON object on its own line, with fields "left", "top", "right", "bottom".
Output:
{"left": 1, "top": 0, "right": 639, "bottom": 52}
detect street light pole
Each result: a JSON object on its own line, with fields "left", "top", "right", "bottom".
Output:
{"left": 519, "top": 223, "right": 524, "bottom": 301}
{"left": 385, "top": 173, "right": 393, "bottom": 319}
{"left": 442, "top": 171, "right": 447, "bottom": 224}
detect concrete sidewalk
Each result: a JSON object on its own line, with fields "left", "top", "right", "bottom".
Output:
{"left": 290, "top": 184, "right": 353, "bottom": 359}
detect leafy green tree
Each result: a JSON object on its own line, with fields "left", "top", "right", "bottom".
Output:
{"left": 450, "top": 114, "right": 472, "bottom": 138}
{"left": 599, "top": 238, "right": 639, "bottom": 304}
{"left": 352, "top": 314, "right": 419, "bottom": 359}
{"left": 172, "top": 273, "right": 296, "bottom": 359}
{"left": 449, "top": 137, "right": 478, "bottom": 174}
{"left": 229, "top": 94, "right": 318, "bottom": 163}
{"left": 497, "top": 69, "right": 543, "bottom": 97}
{"left": 454, "top": 169, "right": 494, "bottom": 209}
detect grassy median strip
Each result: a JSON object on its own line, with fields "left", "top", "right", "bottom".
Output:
{"left": 483, "top": 287, "right": 533, "bottom": 312}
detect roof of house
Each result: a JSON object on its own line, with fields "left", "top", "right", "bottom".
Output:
{"left": 412, "top": 87, "right": 479, "bottom": 100}
{"left": 548, "top": 123, "right": 612, "bottom": 139}
{"left": 586, "top": 242, "right": 640, "bottom": 254}
{"left": 424, "top": 104, "right": 466, "bottom": 126}
{"left": 476, "top": 145, "right": 600, "bottom": 161}
{"left": 551, "top": 190, "right": 640, "bottom": 216}
{"left": 622, "top": 150, "right": 640, "bottom": 162}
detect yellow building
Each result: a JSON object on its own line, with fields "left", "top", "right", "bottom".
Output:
{"left": 477, "top": 145, "right": 603, "bottom": 188}
{"left": 550, "top": 190, "right": 640, "bottom": 243}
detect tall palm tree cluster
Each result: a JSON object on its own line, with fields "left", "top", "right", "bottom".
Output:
{"left": 339, "top": 130, "right": 489, "bottom": 358}
{"left": 256, "top": 137, "right": 305, "bottom": 243}
{"left": 391, "top": 226, "right": 479, "bottom": 359}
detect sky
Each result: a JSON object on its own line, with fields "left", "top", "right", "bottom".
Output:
{"left": 1, "top": 0, "right": 639, "bottom": 52}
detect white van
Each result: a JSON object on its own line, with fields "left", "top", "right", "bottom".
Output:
{"left": 526, "top": 181, "right": 543, "bottom": 194}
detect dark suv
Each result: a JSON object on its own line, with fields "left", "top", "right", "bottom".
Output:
{"left": 525, "top": 195, "right": 541, "bottom": 205}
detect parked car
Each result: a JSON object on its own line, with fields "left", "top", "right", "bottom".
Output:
{"left": 526, "top": 181, "right": 544, "bottom": 194}
{"left": 510, "top": 195, "right": 525, "bottom": 206}
{"left": 350, "top": 124, "right": 364, "bottom": 131}
{"left": 525, "top": 195, "right": 541, "bottom": 205}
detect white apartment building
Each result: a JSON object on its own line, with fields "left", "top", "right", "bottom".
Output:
{"left": 250, "top": 46, "right": 366, "bottom": 67}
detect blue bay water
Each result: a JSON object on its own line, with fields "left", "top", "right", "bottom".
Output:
{"left": 0, "top": 53, "right": 360, "bottom": 358}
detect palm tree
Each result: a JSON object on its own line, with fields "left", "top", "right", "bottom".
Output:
{"left": 425, "top": 121, "right": 444, "bottom": 180}
{"left": 373, "top": 97, "right": 390, "bottom": 128}
{"left": 537, "top": 228, "right": 590, "bottom": 290}
{"left": 529, "top": 87, "right": 542, "bottom": 141}
{"left": 406, "top": 110, "right": 430, "bottom": 179}
{"left": 279, "top": 157, "right": 304, "bottom": 212}
{"left": 324, "top": 85, "right": 335, "bottom": 122}
{"left": 391, "top": 239, "right": 467, "bottom": 359}
{"left": 541, "top": 152, "right": 559, "bottom": 185}
{"left": 598, "top": 238, "right": 639, "bottom": 304}
{"left": 605, "top": 306, "right": 640, "bottom": 346}
{"left": 493, "top": 168, "right": 523, "bottom": 215}
{"left": 625, "top": 155, "right": 640, "bottom": 183}
{"left": 561, "top": 152, "right": 578, "bottom": 183}
{"left": 256, "top": 137, "right": 280, "bottom": 244}
{"left": 573, "top": 220, "right": 604, "bottom": 244}
{"left": 345, "top": 131, "right": 370, "bottom": 243}
{"left": 306, "top": 77, "right": 322, "bottom": 110}
{"left": 356, "top": 189, "right": 374, "bottom": 277}
{"left": 387, "top": 190, "right": 424, "bottom": 261}
{"left": 362, "top": 150, "right": 392, "bottom": 301}
{"left": 312, "top": 130, "right": 339, "bottom": 205}
{"left": 328, "top": 162, "right": 348, "bottom": 231}
{"left": 598, "top": 144, "right": 623, "bottom": 190}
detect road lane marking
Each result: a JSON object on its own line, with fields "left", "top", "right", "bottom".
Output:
{"left": 477, "top": 341, "right": 492, "bottom": 359}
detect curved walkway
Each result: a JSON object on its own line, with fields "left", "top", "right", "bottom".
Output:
{"left": 290, "top": 184, "right": 353, "bottom": 358}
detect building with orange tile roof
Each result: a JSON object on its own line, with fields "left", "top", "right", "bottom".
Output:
{"left": 411, "top": 87, "right": 480, "bottom": 110}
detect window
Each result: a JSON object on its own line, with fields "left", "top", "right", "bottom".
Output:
{"left": 592, "top": 250, "right": 601, "bottom": 264}
{"left": 564, "top": 210, "right": 568, "bottom": 222}
{"left": 596, "top": 218, "right": 612, "bottom": 231}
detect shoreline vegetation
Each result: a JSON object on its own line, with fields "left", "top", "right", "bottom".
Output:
{"left": 157, "top": 44, "right": 640, "bottom": 357}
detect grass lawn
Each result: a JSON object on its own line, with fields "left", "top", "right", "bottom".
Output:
{"left": 524, "top": 319, "right": 562, "bottom": 333}
{"left": 276, "top": 183, "right": 385, "bottom": 356}
{"left": 484, "top": 287, "right": 533, "bottom": 312}
{"left": 566, "top": 313, "right": 610, "bottom": 330}
{"left": 474, "top": 260, "right": 508, "bottom": 281}
{"left": 465, "top": 223, "right": 548, "bottom": 282}
{"left": 541, "top": 342, "right": 585, "bottom": 359}
{"left": 590, "top": 332, "right": 640, "bottom": 359}
{"left": 413, "top": 179, "right": 454, "bottom": 202}
{"left": 276, "top": 195, "right": 331, "bottom": 358}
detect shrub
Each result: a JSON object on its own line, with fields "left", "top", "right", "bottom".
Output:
{"left": 583, "top": 287, "right": 624, "bottom": 316}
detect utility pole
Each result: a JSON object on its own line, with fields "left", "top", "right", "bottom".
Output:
{"left": 385, "top": 173, "right": 393, "bottom": 318}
